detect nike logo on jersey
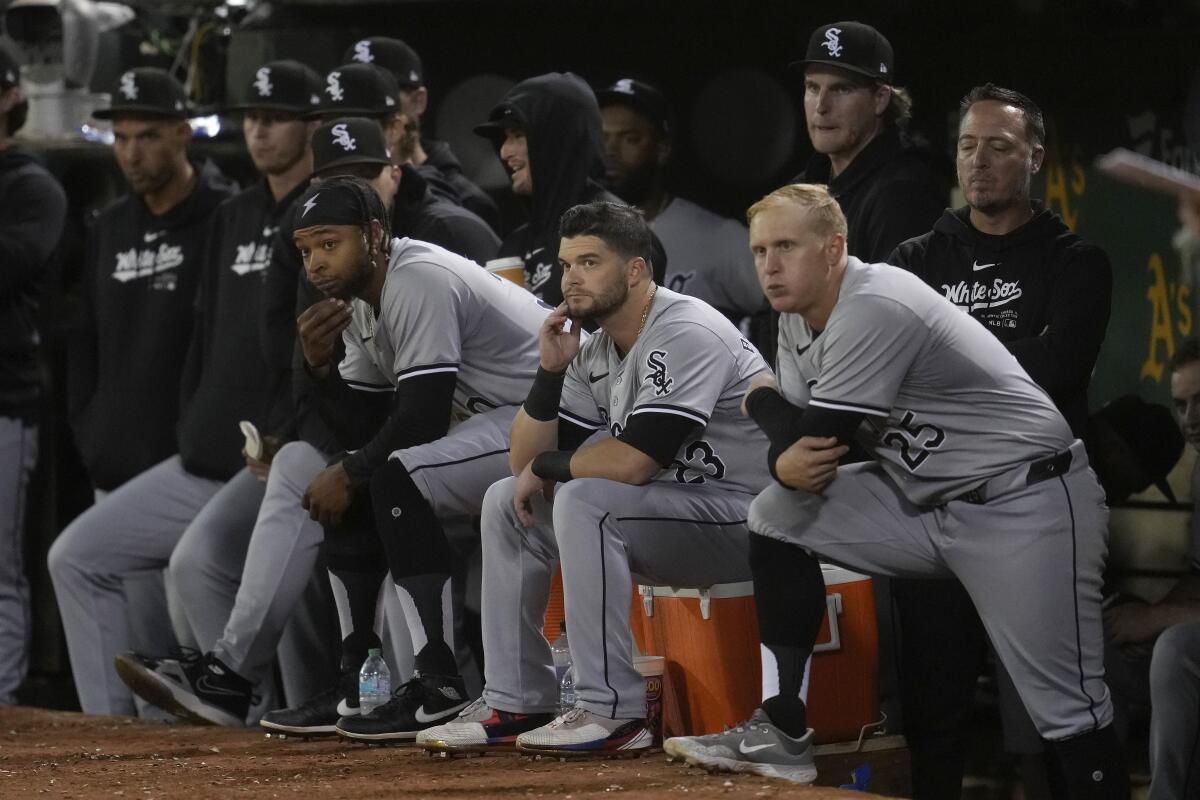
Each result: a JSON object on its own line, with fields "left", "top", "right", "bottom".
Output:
{"left": 143, "top": 230, "right": 166, "bottom": 243}
{"left": 739, "top": 740, "right": 776, "bottom": 754}
{"left": 972, "top": 260, "right": 998, "bottom": 271}
{"left": 589, "top": 372, "right": 609, "bottom": 384}
{"left": 796, "top": 343, "right": 812, "bottom": 357}
{"left": 414, "top": 700, "right": 469, "bottom": 724}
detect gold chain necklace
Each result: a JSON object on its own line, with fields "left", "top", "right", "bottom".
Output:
{"left": 636, "top": 283, "right": 657, "bottom": 339}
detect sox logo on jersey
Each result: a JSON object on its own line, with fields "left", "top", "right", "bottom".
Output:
{"left": 647, "top": 350, "right": 673, "bottom": 396}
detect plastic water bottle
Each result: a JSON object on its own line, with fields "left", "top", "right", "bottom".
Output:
{"left": 559, "top": 664, "right": 576, "bottom": 713}
{"left": 359, "top": 648, "right": 390, "bottom": 715}
{"left": 550, "top": 621, "right": 571, "bottom": 686}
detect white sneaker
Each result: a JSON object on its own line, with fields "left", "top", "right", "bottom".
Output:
{"left": 515, "top": 707, "right": 652, "bottom": 757}
{"left": 663, "top": 708, "right": 817, "bottom": 784}
{"left": 417, "top": 697, "right": 555, "bottom": 753}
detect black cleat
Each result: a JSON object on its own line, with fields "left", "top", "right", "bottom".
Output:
{"left": 115, "top": 648, "right": 253, "bottom": 727}
{"left": 335, "top": 673, "right": 470, "bottom": 743}
{"left": 260, "top": 669, "right": 358, "bottom": 737}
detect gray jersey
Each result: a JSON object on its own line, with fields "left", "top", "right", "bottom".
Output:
{"left": 776, "top": 257, "right": 1073, "bottom": 506}
{"left": 654, "top": 198, "right": 764, "bottom": 318}
{"left": 558, "top": 288, "right": 772, "bottom": 494}
{"left": 339, "top": 237, "right": 549, "bottom": 418}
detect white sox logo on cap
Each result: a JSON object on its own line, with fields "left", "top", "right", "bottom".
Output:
{"left": 408, "top": 70, "right": 419, "bottom": 84}
{"left": 254, "top": 67, "right": 273, "bottom": 97}
{"left": 119, "top": 71, "right": 138, "bottom": 100}
{"left": 301, "top": 193, "right": 320, "bottom": 217}
{"left": 331, "top": 123, "right": 357, "bottom": 151}
{"left": 612, "top": 78, "right": 635, "bottom": 95}
{"left": 3, "top": 69, "right": 14, "bottom": 85}
{"left": 822, "top": 27, "right": 843, "bottom": 58}
{"left": 353, "top": 40, "right": 373, "bottom": 63}
{"left": 326, "top": 72, "right": 345, "bottom": 101}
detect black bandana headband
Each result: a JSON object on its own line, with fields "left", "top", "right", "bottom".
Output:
{"left": 290, "top": 179, "right": 376, "bottom": 237}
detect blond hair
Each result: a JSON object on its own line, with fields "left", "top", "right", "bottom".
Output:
{"left": 746, "top": 183, "right": 848, "bottom": 240}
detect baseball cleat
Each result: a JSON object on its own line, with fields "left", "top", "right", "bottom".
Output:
{"left": 335, "top": 673, "right": 470, "bottom": 743}
{"left": 515, "top": 707, "right": 652, "bottom": 757}
{"left": 417, "top": 697, "right": 555, "bottom": 754}
{"left": 114, "top": 648, "right": 252, "bottom": 727}
{"left": 260, "top": 669, "right": 358, "bottom": 737}
{"left": 662, "top": 708, "right": 817, "bottom": 784}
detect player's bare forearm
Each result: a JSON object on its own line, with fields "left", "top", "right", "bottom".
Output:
{"left": 570, "top": 437, "right": 661, "bottom": 485}
{"left": 509, "top": 408, "right": 559, "bottom": 475}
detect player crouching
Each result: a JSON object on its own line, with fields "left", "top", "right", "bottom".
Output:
{"left": 418, "top": 201, "right": 773, "bottom": 757}
{"left": 663, "top": 184, "right": 1128, "bottom": 798}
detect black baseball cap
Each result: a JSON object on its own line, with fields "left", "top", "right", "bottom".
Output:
{"left": 307, "top": 62, "right": 400, "bottom": 120}
{"left": 0, "top": 47, "right": 18, "bottom": 91}
{"left": 595, "top": 78, "right": 671, "bottom": 137}
{"left": 790, "top": 21, "right": 894, "bottom": 85}
{"left": 226, "top": 60, "right": 323, "bottom": 114}
{"left": 94, "top": 67, "right": 189, "bottom": 120}
{"left": 343, "top": 37, "right": 423, "bottom": 89}
{"left": 312, "top": 116, "right": 391, "bottom": 175}
{"left": 1092, "top": 394, "right": 1184, "bottom": 503}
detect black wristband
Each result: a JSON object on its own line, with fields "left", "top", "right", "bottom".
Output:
{"left": 523, "top": 366, "right": 567, "bottom": 421}
{"left": 531, "top": 449, "right": 573, "bottom": 483}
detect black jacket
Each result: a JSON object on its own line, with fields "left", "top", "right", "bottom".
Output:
{"left": 422, "top": 138, "right": 502, "bottom": 235}
{"left": 393, "top": 164, "right": 500, "bottom": 265}
{"left": 797, "top": 126, "right": 950, "bottom": 263}
{"left": 0, "top": 148, "right": 66, "bottom": 421}
{"left": 487, "top": 73, "right": 665, "bottom": 304}
{"left": 176, "top": 179, "right": 309, "bottom": 480}
{"left": 891, "top": 205, "right": 1113, "bottom": 436}
{"left": 69, "top": 159, "right": 236, "bottom": 490}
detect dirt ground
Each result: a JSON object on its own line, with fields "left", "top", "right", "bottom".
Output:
{"left": 0, "top": 707, "right": 897, "bottom": 799}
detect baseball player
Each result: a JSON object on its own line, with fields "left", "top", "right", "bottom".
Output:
{"left": 0, "top": 46, "right": 67, "bottom": 705}
{"left": 49, "top": 67, "right": 238, "bottom": 717}
{"left": 889, "top": 84, "right": 1114, "bottom": 797}
{"left": 417, "top": 200, "right": 771, "bottom": 756}
{"left": 278, "top": 175, "right": 550, "bottom": 741}
{"left": 661, "top": 184, "right": 1127, "bottom": 799}
{"left": 597, "top": 78, "right": 765, "bottom": 329}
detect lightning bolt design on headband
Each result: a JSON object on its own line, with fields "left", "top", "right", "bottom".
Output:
{"left": 302, "top": 193, "right": 320, "bottom": 217}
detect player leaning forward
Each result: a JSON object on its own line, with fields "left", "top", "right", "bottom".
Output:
{"left": 663, "top": 183, "right": 1128, "bottom": 797}
{"left": 418, "top": 201, "right": 772, "bottom": 755}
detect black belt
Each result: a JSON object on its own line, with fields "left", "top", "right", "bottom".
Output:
{"left": 957, "top": 448, "right": 1074, "bottom": 505}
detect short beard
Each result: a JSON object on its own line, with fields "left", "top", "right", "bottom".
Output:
{"left": 607, "top": 162, "right": 658, "bottom": 206}
{"left": 574, "top": 279, "right": 629, "bottom": 326}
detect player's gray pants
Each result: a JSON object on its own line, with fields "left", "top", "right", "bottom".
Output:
{"left": 480, "top": 475, "right": 754, "bottom": 719}
{"left": 1149, "top": 621, "right": 1200, "bottom": 800}
{"left": 177, "top": 441, "right": 336, "bottom": 706}
{"left": 47, "top": 456, "right": 263, "bottom": 716}
{"left": 0, "top": 418, "right": 37, "bottom": 704}
{"left": 749, "top": 440, "right": 1113, "bottom": 741}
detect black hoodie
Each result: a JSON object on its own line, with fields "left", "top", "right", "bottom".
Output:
{"left": 422, "top": 138, "right": 502, "bottom": 235}
{"left": 797, "top": 125, "right": 950, "bottom": 263}
{"left": 0, "top": 148, "right": 66, "bottom": 421}
{"left": 890, "top": 204, "right": 1113, "bottom": 436}
{"left": 175, "top": 179, "right": 310, "bottom": 480}
{"left": 483, "top": 72, "right": 665, "bottom": 305}
{"left": 69, "top": 159, "right": 236, "bottom": 490}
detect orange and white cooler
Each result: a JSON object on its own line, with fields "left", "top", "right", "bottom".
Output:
{"left": 633, "top": 564, "right": 881, "bottom": 742}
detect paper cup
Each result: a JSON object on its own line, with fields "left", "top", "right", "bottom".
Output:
{"left": 635, "top": 655, "right": 665, "bottom": 745}
{"left": 485, "top": 256, "right": 526, "bottom": 287}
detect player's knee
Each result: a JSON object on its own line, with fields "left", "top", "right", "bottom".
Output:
{"left": 549, "top": 478, "right": 606, "bottom": 513}
{"left": 748, "top": 484, "right": 813, "bottom": 540}
{"left": 47, "top": 512, "right": 101, "bottom": 579}
{"left": 480, "top": 476, "right": 518, "bottom": 530}
{"left": 1151, "top": 622, "right": 1200, "bottom": 688}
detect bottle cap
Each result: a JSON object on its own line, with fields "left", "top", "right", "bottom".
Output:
{"left": 367, "top": 648, "right": 382, "bottom": 656}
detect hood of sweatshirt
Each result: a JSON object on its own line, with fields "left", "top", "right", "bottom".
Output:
{"left": 479, "top": 72, "right": 606, "bottom": 233}
{"left": 933, "top": 202, "right": 1075, "bottom": 256}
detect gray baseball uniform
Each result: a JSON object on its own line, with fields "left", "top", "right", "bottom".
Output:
{"left": 332, "top": 237, "right": 549, "bottom": 662}
{"left": 481, "top": 288, "right": 773, "bottom": 719}
{"left": 752, "top": 256, "right": 1112, "bottom": 741}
